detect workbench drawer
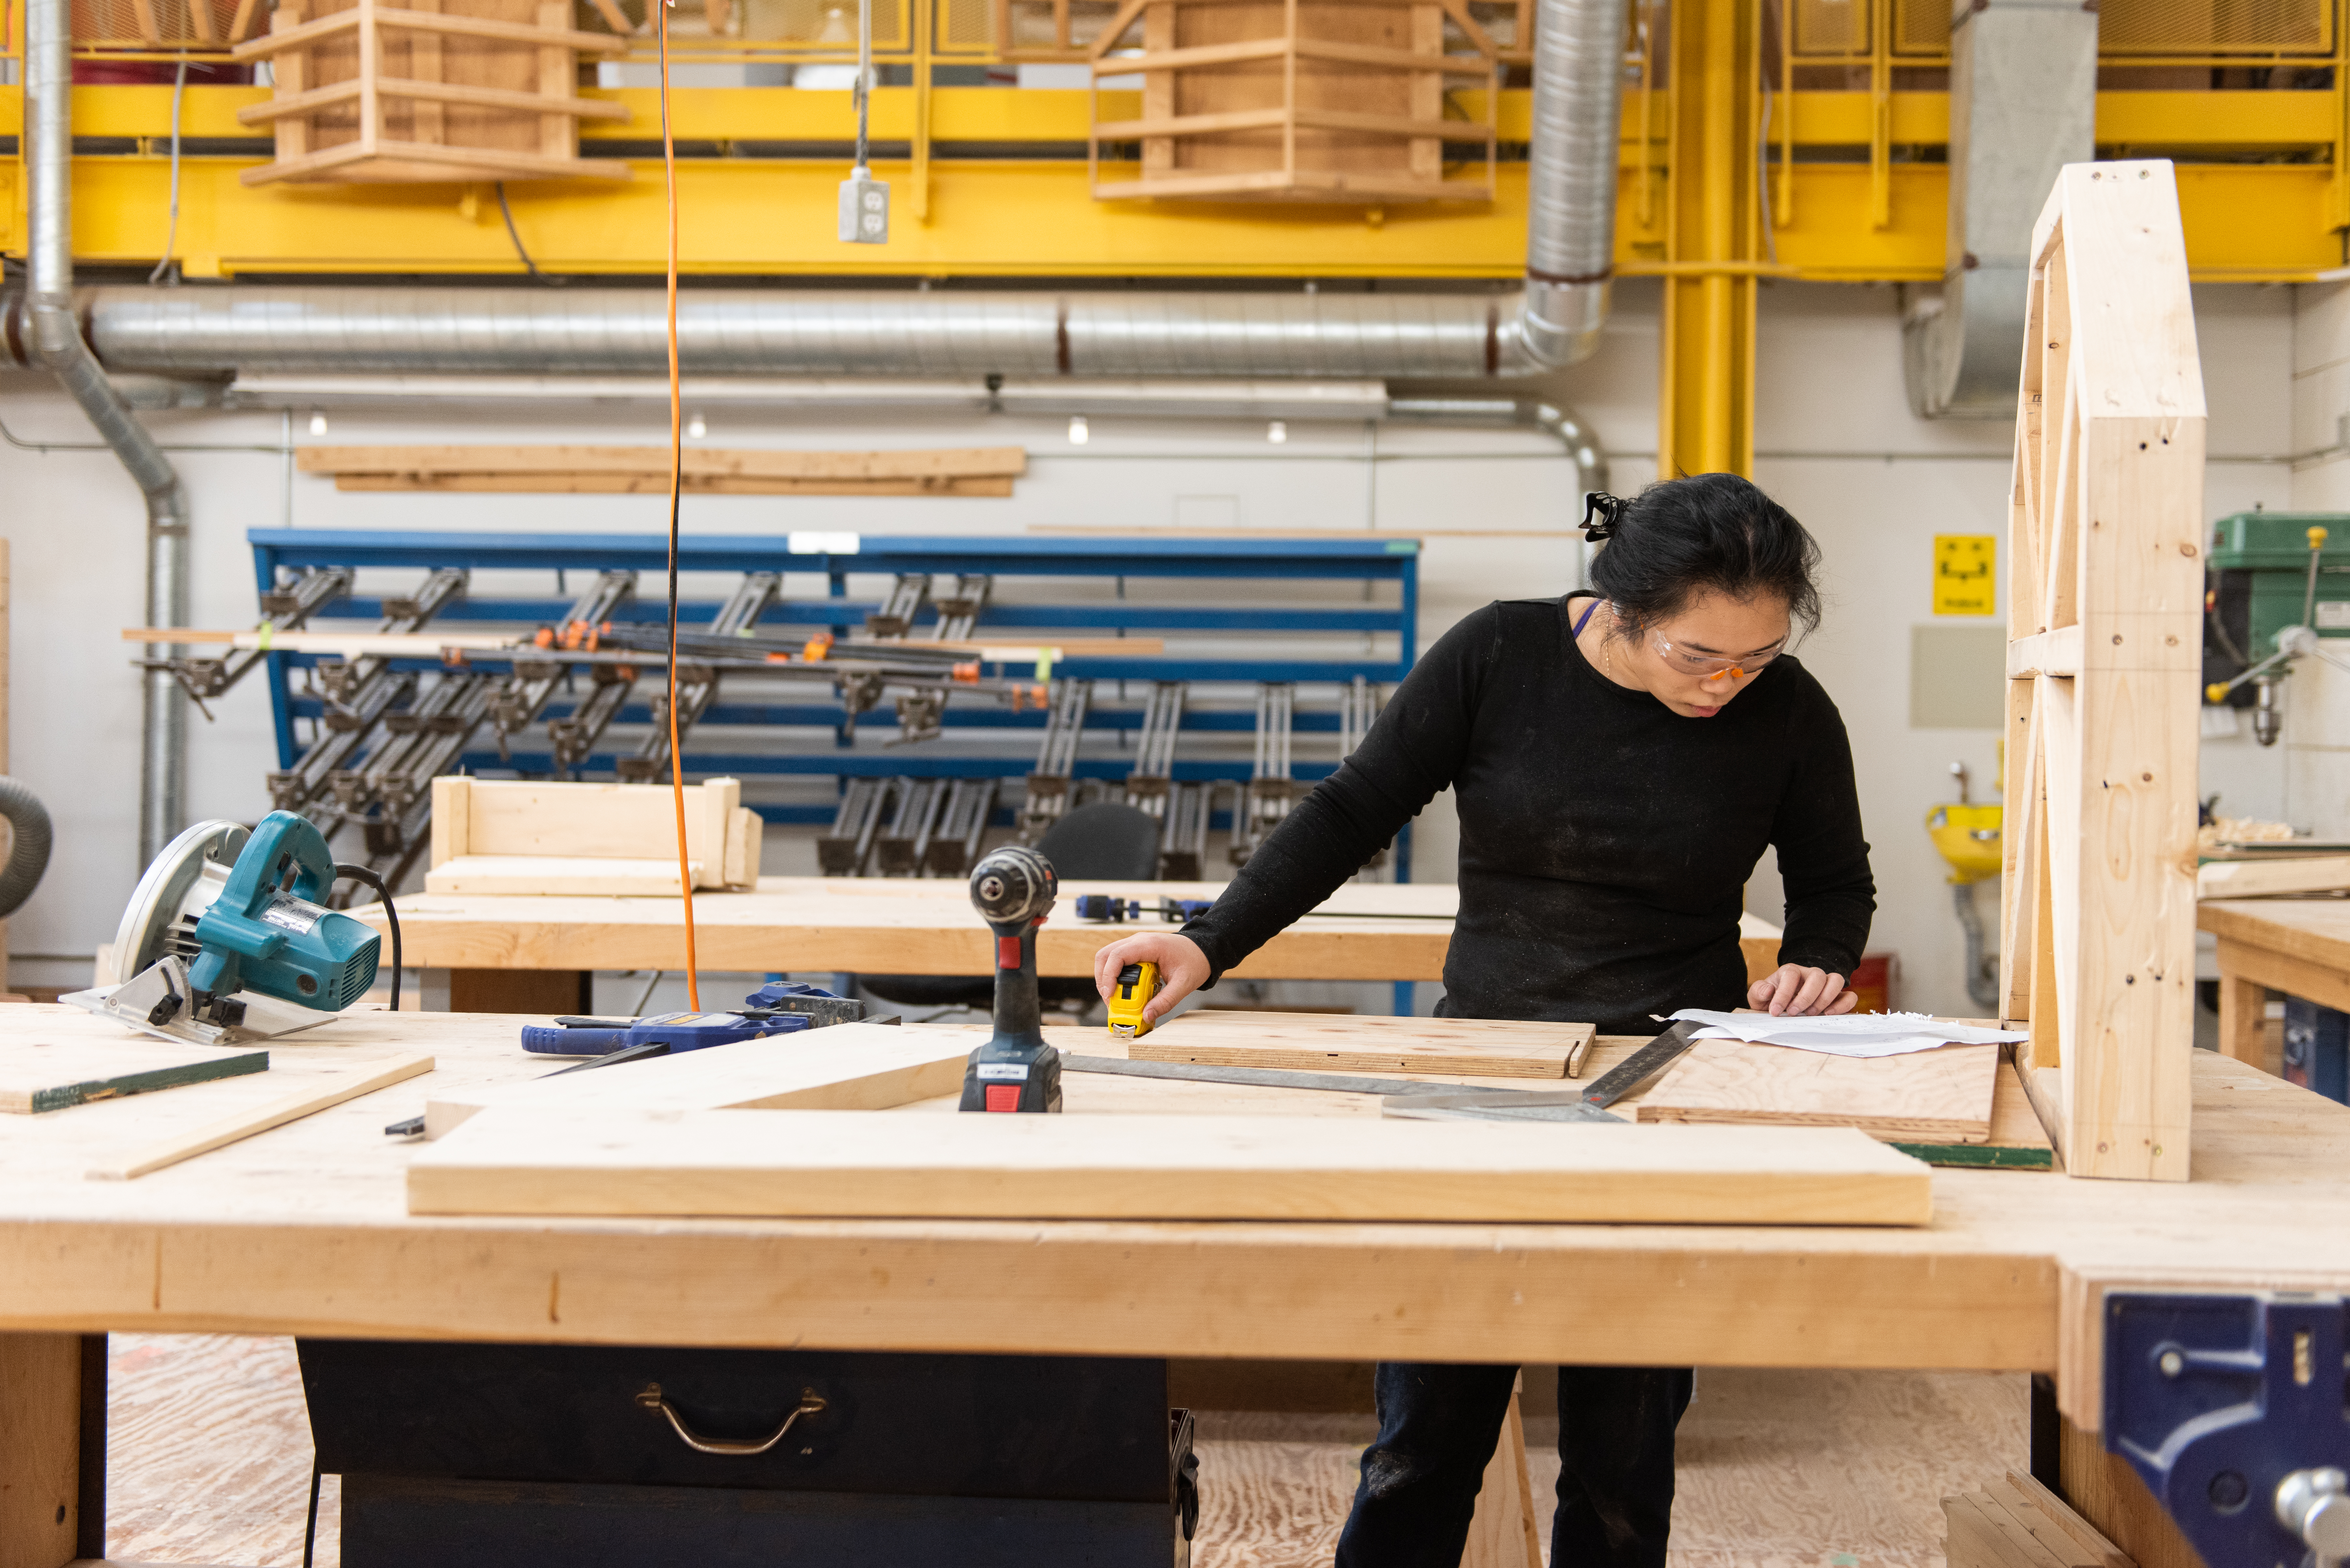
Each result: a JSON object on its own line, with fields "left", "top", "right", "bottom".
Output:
{"left": 339, "top": 1473, "right": 1192, "bottom": 1568}
{"left": 298, "top": 1341, "right": 1177, "bottom": 1501}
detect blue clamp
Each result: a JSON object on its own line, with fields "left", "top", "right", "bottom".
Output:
{"left": 2105, "top": 1291, "right": 2350, "bottom": 1568}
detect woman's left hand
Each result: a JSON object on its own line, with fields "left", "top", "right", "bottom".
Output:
{"left": 1747, "top": 964, "right": 1859, "bottom": 1017}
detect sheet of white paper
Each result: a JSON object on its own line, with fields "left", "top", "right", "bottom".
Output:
{"left": 1666, "top": 1009, "right": 2028, "bottom": 1060}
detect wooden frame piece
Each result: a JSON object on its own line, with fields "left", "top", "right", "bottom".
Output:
{"left": 1995, "top": 161, "right": 2203, "bottom": 1182}
{"left": 427, "top": 776, "right": 761, "bottom": 894}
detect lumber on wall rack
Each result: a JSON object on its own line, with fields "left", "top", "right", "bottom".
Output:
{"left": 296, "top": 446, "right": 1029, "bottom": 497}
{"left": 1996, "top": 160, "right": 2202, "bottom": 1183}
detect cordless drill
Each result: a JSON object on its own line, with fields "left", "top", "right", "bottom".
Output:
{"left": 957, "top": 845, "right": 1065, "bottom": 1114}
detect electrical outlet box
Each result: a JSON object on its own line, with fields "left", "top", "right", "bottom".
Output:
{"left": 839, "top": 168, "right": 889, "bottom": 244}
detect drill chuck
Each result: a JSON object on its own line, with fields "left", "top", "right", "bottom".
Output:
{"left": 970, "top": 846, "right": 1057, "bottom": 927}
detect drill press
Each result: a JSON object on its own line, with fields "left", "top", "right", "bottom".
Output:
{"left": 957, "top": 845, "right": 1064, "bottom": 1114}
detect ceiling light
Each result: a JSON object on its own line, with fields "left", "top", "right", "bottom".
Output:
{"left": 1267, "top": 420, "right": 1288, "bottom": 444}
{"left": 1068, "top": 415, "right": 1090, "bottom": 445}
{"left": 308, "top": 410, "right": 328, "bottom": 435}
{"left": 687, "top": 412, "right": 708, "bottom": 439}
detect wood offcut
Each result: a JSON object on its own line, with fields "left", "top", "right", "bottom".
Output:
{"left": 298, "top": 444, "right": 1030, "bottom": 496}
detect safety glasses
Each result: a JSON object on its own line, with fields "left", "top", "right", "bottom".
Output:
{"left": 1649, "top": 627, "right": 1791, "bottom": 681}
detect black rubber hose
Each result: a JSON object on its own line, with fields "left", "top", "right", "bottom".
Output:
{"left": 0, "top": 776, "right": 53, "bottom": 918}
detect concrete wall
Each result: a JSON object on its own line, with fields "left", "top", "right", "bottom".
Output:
{"left": 0, "top": 277, "right": 2300, "bottom": 1016}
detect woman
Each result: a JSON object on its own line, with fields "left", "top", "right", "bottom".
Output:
{"left": 1092, "top": 472, "right": 1876, "bottom": 1568}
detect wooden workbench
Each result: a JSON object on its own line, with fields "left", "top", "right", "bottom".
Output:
{"left": 350, "top": 877, "right": 1789, "bottom": 1012}
{"left": 2200, "top": 898, "right": 2350, "bottom": 1076}
{"left": 1, "top": 1003, "right": 2342, "bottom": 1566}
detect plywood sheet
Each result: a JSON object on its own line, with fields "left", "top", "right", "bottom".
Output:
{"left": 408, "top": 1110, "right": 1934, "bottom": 1225}
{"left": 422, "top": 1022, "right": 974, "bottom": 1138}
{"left": 1132, "top": 1010, "right": 1593, "bottom": 1079}
{"left": 1633, "top": 1039, "right": 2000, "bottom": 1144}
{"left": 0, "top": 1039, "right": 268, "bottom": 1114}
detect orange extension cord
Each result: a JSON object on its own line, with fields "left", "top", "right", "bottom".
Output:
{"left": 658, "top": 0, "right": 701, "bottom": 1011}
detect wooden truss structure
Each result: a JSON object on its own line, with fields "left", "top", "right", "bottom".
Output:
{"left": 1998, "top": 160, "right": 2204, "bottom": 1183}
{"left": 231, "top": 0, "right": 632, "bottom": 187}
{"left": 1084, "top": 0, "right": 1500, "bottom": 205}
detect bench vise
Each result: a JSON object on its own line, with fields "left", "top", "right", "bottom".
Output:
{"left": 2105, "top": 1291, "right": 2350, "bottom": 1568}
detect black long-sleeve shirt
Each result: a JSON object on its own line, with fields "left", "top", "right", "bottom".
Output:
{"left": 1182, "top": 595, "right": 1877, "bottom": 1033}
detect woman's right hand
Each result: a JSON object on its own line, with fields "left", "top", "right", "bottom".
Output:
{"left": 1092, "top": 932, "right": 1211, "bottom": 1027}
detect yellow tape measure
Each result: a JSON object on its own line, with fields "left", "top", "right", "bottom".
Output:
{"left": 1107, "top": 961, "right": 1161, "bottom": 1039}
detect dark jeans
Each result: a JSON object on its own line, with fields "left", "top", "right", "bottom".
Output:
{"left": 1333, "top": 1362, "right": 1695, "bottom": 1568}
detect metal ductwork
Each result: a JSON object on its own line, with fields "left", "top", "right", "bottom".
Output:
{"left": 23, "top": 0, "right": 191, "bottom": 864}
{"left": 1902, "top": 0, "right": 2098, "bottom": 419}
{"left": 19, "top": 0, "right": 1628, "bottom": 383}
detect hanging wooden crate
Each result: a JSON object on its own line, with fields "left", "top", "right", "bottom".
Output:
{"left": 230, "top": 0, "right": 634, "bottom": 187}
{"left": 1998, "top": 160, "right": 2203, "bottom": 1182}
{"left": 1086, "top": 0, "right": 1499, "bottom": 204}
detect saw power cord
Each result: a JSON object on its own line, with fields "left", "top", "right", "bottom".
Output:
{"left": 659, "top": 0, "right": 703, "bottom": 1010}
{"left": 333, "top": 862, "right": 401, "bottom": 1013}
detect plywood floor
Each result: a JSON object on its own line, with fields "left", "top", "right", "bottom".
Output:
{"left": 104, "top": 1335, "right": 2024, "bottom": 1567}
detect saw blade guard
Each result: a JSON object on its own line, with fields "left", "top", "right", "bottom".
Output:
{"left": 112, "top": 818, "right": 249, "bottom": 981}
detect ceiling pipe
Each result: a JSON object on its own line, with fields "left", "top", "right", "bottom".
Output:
{"left": 22, "top": 0, "right": 191, "bottom": 865}
{"left": 1902, "top": 0, "right": 2097, "bottom": 419}
{"left": 16, "top": 0, "right": 1628, "bottom": 381}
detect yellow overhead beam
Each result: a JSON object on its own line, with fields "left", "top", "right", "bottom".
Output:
{"left": 0, "top": 84, "right": 2343, "bottom": 282}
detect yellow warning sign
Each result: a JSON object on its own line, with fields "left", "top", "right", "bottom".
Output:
{"left": 1933, "top": 534, "right": 1997, "bottom": 616}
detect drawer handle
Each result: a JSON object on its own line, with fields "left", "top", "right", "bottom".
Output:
{"left": 635, "top": 1383, "right": 828, "bottom": 1457}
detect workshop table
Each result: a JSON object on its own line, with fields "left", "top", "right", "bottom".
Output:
{"left": 2200, "top": 898, "right": 2350, "bottom": 1076}
{"left": 2, "top": 1002, "right": 2346, "bottom": 1568}
{"left": 350, "top": 876, "right": 1789, "bottom": 1013}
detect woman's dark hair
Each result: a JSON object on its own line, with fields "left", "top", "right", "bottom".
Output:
{"left": 1580, "top": 474, "right": 1823, "bottom": 634}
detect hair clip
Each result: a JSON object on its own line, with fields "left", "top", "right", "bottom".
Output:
{"left": 1580, "top": 492, "right": 1624, "bottom": 542}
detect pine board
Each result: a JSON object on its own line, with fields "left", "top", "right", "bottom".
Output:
{"left": 2196, "top": 854, "right": 2350, "bottom": 900}
{"left": 407, "top": 1110, "right": 1935, "bottom": 1225}
{"left": 1130, "top": 1010, "right": 1593, "bottom": 1079}
{"left": 421, "top": 1022, "right": 976, "bottom": 1138}
{"left": 1633, "top": 1039, "right": 2001, "bottom": 1144}
{"left": 423, "top": 854, "right": 705, "bottom": 897}
{"left": 0, "top": 1039, "right": 269, "bottom": 1114}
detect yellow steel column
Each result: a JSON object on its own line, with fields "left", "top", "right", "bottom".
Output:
{"left": 1657, "top": 0, "right": 1760, "bottom": 478}
{"left": 912, "top": 0, "right": 935, "bottom": 221}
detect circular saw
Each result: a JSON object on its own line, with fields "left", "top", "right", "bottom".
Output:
{"left": 65, "top": 810, "right": 384, "bottom": 1047}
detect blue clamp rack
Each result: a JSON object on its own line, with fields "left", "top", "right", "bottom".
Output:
{"left": 243, "top": 528, "right": 1421, "bottom": 873}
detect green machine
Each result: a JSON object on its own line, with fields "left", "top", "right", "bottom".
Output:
{"left": 2203, "top": 511, "right": 2350, "bottom": 744}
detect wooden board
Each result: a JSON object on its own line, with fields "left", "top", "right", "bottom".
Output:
{"left": 1633, "top": 1039, "right": 2001, "bottom": 1144}
{"left": 421, "top": 1022, "right": 976, "bottom": 1138}
{"left": 1131, "top": 1010, "right": 1593, "bottom": 1079}
{"left": 93, "top": 1053, "right": 436, "bottom": 1180}
{"left": 423, "top": 855, "right": 704, "bottom": 897}
{"left": 2196, "top": 854, "right": 2350, "bottom": 899}
{"left": 408, "top": 1110, "right": 1935, "bottom": 1225}
{"left": 297, "top": 444, "right": 1028, "bottom": 495}
{"left": 0, "top": 1040, "right": 269, "bottom": 1115}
